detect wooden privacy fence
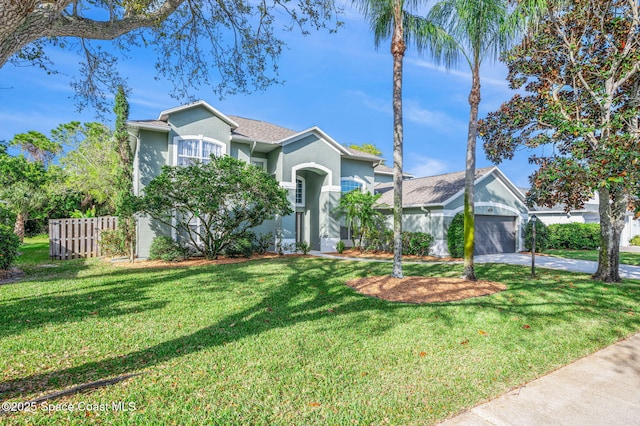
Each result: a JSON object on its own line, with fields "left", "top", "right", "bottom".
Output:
{"left": 49, "top": 216, "right": 118, "bottom": 260}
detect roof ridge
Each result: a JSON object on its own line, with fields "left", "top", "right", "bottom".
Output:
{"left": 407, "top": 166, "right": 494, "bottom": 181}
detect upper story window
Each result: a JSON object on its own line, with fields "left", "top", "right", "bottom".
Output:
{"left": 251, "top": 158, "right": 267, "bottom": 171}
{"left": 175, "top": 136, "right": 224, "bottom": 166}
{"left": 341, "top": 177, "right": 365, "bottom": 194}
{"left": 295, "top": 177, "right": 305, "bottom": 207}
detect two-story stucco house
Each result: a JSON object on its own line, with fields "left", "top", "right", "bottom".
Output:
{"left": 127, "top": 100, "right": 382, "bottom": 258}
{"left": 128, "top": 100, "right": 532, "bottom": 258}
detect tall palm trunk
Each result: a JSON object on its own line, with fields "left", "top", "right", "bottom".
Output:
{"left": 593, "top": 186, "right": 625, "bottom": 282}
{"left": 391, "top": 1, "right": 406, "bottom": 279}
{"left": 14, "top": 212, "right": 26, "bottom": 243}
{"left": 462, "top": 62, "right": 481, "bottom": 281}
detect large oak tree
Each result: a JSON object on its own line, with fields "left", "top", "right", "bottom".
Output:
{"left": 480, "top": 0, "right": 640, "bottom": 282}
{"left": 0, "top": 0, "right": 340, "bottom": 111}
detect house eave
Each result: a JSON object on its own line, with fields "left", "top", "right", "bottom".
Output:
{"left": 126, "top": 122, "right": 171, "bottom": 133}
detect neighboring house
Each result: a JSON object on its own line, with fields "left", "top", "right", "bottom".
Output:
{"left": 526, "top": 192, "right": 640, "bottom": 247}
{"left": 127, "top": 100, "right": 382, "bottom": 258}
{"left": 375, "top": 167, "right": 528, "bottom": 256}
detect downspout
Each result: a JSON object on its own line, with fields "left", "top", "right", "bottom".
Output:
{"left": 128, "top": 130, "right": 141, "bottom": 258}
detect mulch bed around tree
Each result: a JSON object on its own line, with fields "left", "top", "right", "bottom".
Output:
{"left": 346, "top": 275, "right": 507, "bottom": 304}
{"left": 331, "top": 249, "right": 461, "bottom": 262}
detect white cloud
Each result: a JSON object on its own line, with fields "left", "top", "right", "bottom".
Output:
{"left": 408, "top": 58, "right": 510, "bottom": 89}
{"left": 404, "top": 100, "right": 465, "bottom": 133}
{"left": 406, "top": 155, "right": 451, "bottom": 178}
{"left": 347, "top": 90, "right": 391, "bottom": 114}
{"left": 349, "top": 91, "right": 465, "bottom": 134}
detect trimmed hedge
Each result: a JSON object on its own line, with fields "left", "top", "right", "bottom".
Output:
{"left": 149, "top": 236, "right": 188, "bottom": 262}
{"left": 0, "top": 224, "right": 20, "bottom": 270}
{"left": 447, "top": 212, "right": 464, "bottom": 258}
{"left": 402, "top": 232, "right": 434, "bottom": 256}
{"left": 524, "top": 218, "right": 550, "bottom": 252}
{"left": 547, "top": 223, "right": 600, "bottom": 250}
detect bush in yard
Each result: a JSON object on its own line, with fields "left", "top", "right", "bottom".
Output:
{"left": 296, "top": 241, "right": 311, "bottom": 254}
{"left": 548, "top": 223, "right": 600, "bottom": 250}
{"left": 99, "top": 228, "right": 127, "bottom": 257}
{"left": 630, "top": 235, "right": 640, "bottom": 246}
{"left": 149, "top": 236, "right": 188, "bottom": 262}
{"left": 363, "top": 223, "right": 393, "bottom": 252}
{"left": 252, "top": 233, "right": 272, "bottom": 254}
{"left": 336, "top": 240, "right": 345, "bottom": 254}
{"left": 447, "top": 212, "right": 465, "bottom": 258}
{"left": 402, "top": 231, "right": 434, "bottom": 256}
{"left": 0, "top": 224, "right": 20, "bottom": 270}
{"left": 524, "top": 217, "right": 550, "bottom": 252}
{"left": 138, "top": 155, "right": 292, "bottom": 259}
{"left": 225, "top": 233, "right": 254, "bottom": 258}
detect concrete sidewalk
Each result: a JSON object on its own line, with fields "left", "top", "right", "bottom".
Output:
{"left": 474, "top": 253, "right": 640, "bottom": 280}
{"left": 438, "top": 333, "right": 640, "bottom": 426}
{"left": 311, "top": 251, "right": 640, "bottom": 280}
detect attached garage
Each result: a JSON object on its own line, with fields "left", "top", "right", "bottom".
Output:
{"left": 474, "top": 215, "right": 516, "bottom": 255}
{"left": 375, "top": 166, "right": 528, "bottom": 256}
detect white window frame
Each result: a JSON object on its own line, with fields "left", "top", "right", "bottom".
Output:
{"left": 251, "top": 158, "right": 268, "bottom": 170}
{"left": 173, "top": 135, "right": 225, "bottom": 166}
{"left": 340, "top": 176, "right": 366, "bottom": 194}
{"left": 295, "top": 176, "right": 306, "bottom": 207}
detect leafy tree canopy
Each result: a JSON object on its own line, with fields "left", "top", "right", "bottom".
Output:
{"left": 10, "top": 130, "right": 62, "bottom": 166}
{"left": 57, "top": 121, "right": 119, "bottom": 211}
{"left": 0, "top": 0, "right": 342, "bottom": 113}
{"left": 138, "top": 155, "right": 292, "bottom": 259}
{"left": 479, "top": 0, "right": 640, "bottom": 281}
{"left": 348, "top": 143, "right": 383, "bottom": 158}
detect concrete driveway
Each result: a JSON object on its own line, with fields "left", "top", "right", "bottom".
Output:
{"left": 475, "top": 253, "right": 640, "bottom": 280}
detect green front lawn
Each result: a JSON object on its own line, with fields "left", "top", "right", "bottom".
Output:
{"left": 546, "top": 249, "right": 640, "bottom": 266}
{"left": 2, "top": 238, "right": 640, "bottom": 424}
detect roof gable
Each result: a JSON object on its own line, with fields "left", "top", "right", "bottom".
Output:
{"left": 375, "top": 167, "right": 523, "bottom": 207}
{"left": 157, "top": 100, "right": 239, "bottom": 129}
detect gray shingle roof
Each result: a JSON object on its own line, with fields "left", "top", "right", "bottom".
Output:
{"left": 343, "top": 147, "right": 383, "bottom": 161}
{"left": 375, "top": 167, "right": 495, "bottom": 207}
{"left": 374, "top": 164, "right": 394, "bottom": 174}
{"left": 228, "top": 115, "right": 298, "bottom": 143}
{"left": 374, "top": 164, "right": 415, "bottom": 177}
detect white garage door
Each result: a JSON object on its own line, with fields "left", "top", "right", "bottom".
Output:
{"left": 475, "top": 215, "right": 516, "bottom": 255}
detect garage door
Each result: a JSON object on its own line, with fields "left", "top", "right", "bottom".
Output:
{"left": 474, "top": 215, "right": 516, "bottom": 255}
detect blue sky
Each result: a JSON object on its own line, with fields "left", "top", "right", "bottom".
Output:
{"left": 0, "top": 6, "right": 537, "bottom": 187}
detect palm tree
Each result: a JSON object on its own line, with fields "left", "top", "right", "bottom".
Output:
{"left": 427, "top": 0, "right": 531, "bottom": 280}
{"left": 0, "top": 181, "right": 46, "bottom": 242}
{"left": 356, "top": 0, "right": 457, "bottom": 278}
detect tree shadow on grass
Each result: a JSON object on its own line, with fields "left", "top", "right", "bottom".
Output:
{"left": 0, "top": 258, "right": 408, "bottom": 400}
{"left": 3, "top": 258, "right": 640, "bottom": 402}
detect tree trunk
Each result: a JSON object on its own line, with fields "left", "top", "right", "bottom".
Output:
{"left": 593, "top": 186, "right": 626, "bottom": 282}
{"left": 14, "top": 211, "right": 26, "bottom": 243}
{"left": 391, "top": 4, "right": 406, "bottom": 279}
{"left": 462, "top": 63, "right": 481, "bottom": 281}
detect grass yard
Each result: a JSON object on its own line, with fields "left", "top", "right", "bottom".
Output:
{"left": 2, "top": 237, "right": 640, "bottom": 424}
{"left": 546, "top": 249, "right": 640, "bottom": 266}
